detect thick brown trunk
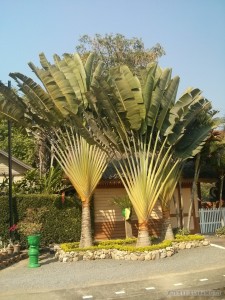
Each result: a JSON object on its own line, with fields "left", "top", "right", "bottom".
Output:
{"left": 161, "top": 206, "right": 174, "bottom": 240}
{"left": 79, "top": 200, "right": 93, "bottom": 248}
{"left": 136, "top": 221, "right": 151, "bottom": 247}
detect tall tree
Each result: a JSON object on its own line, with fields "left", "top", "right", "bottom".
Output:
{"left": 0, "top": 52, "right": 108, "bottom": 247}
{"left": 84, "top": 63, "right": 218, "bottom": 247}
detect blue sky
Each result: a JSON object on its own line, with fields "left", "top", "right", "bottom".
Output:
{"left": 1, "top": 0, "right": 224, "bottom": 116}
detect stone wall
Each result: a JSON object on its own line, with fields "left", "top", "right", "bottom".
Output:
{"left": 55, "top": 239, "right": 210, "bottom": 263}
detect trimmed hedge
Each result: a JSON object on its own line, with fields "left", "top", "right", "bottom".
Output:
{"left": 174, "top": 234, "right": 204, "bottom": 242}
{"left": 60, "top": 234, "right": 204, "bottom": 253}
{"left": 60, "top": 238, "right": 173, "bottom": 252}
{"left": 0, "top": 194, "right": 82, "bottom": 248}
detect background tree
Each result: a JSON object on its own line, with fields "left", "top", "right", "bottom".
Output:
{"left": 0, "top": 119, "right": 36, "bottom": 166}
{"left": 76, "top": 33, "right": 165, "bottom": 71}
{"left": 207, "top": 130, "right": 225, "bottom": 207}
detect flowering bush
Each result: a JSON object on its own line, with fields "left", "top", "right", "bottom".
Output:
{"left": 16, "top": 207, "right": 48, "bottom": 236}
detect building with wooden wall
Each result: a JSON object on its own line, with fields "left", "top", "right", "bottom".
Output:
{"left": 93, "top": 162, "right": 217, "bottom": 240}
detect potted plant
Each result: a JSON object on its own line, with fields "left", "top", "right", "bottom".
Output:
{"left": 7, "top": 239, "right": 14, "bottom": 255}
{"left": 13, "top": 240, "right": 21, "bottom": 254}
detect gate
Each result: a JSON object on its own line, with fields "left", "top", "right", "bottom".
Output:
{"left": 198, "top": 208, "right": 225, "bottom": 234}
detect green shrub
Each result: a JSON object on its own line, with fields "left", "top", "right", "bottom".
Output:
{"left": 215, "top": 226, "right": 225, "bottom": 236}
{"left": 173, "top": 227, "right": 190, "bottom": 236}
{"left": 174, "top": 234, "right": 204, "bottom": 242}
{"left": 0, "top": 194, "right": 82, "bottom": 248}
{"left": 96, "top": 238, "right": 137, "bottom": 246}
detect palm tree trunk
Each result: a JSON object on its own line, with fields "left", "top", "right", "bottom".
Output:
{"left": 187, "top": 154, "right": 200, "bottom": 232}
{"left": 136, "top": 221, "right": 151, "bottom": 247}
{"left": 219, "top": 174, "right": 224, "bottom": 208}
{"left": 79, "top": 200, "right": 93, "bottom": 248}
{"left": 161, "top": 206, "right": 174, "bottom": 240}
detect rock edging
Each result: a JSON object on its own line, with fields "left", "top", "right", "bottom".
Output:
{"left": 55, "top": 239, "right": 210, "bottom": 263}
{"left": 0, "top": 251, "right": 28, "bottom": 270}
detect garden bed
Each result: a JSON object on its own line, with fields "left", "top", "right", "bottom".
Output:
{"left": 55, "top": 235, "right": 210, "bottom": 263}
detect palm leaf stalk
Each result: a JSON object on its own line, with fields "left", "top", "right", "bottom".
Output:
{"left": 114, "top": 133, "right": 181, "bottom": 246}
{"left": 159, "top": 162, "right": 183, "bottom": 240}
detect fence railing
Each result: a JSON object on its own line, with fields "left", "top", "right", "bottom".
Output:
{"left": 198, "top": 208, "right": 225, "bottom": 234}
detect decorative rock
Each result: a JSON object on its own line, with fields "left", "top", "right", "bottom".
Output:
{"left": 160, "top": 251, "right": 167, "bottom": 259}
{"left": 151, "top": 251, "right": 156, "bottom": 260}
{"left": 130, "top": 253, "right": 138, "bottom": 261}
{"left": 154, "top": 250, "right": 160, "bottom": 260}
{"left": 178, "top": 242, "right": 186, "bottom": 250}
{"left": 185, "top": 243, "right": 192, "bottom": 249}
{"left": 144, "top": 252, "right": 152, "bottom": 261}
{"left": 166, "top": 250, "right": 173, "bottom": 257}
{"left": 73, "top": 257, "right": 79, "bottom": 262}
{"left": 203, "top": 240, "right": 209, "bottom": 246}
{"left": 138, "top": 254, "right": 145, "bottom": 261}
{"left": 63, "top": 257, "right": 69, "bottom": 263}
{"left": 55, "top": 238, "right": 208, "bottom": 263}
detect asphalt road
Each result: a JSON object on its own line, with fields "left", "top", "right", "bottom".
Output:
{"left": 0, "top": 236, "right": 225, "bottom": 300}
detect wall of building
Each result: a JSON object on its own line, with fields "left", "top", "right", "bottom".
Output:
{"left": 94, "top": 182, "right": 198, "bottom": 240}
{"left": 0, "top": 154, "right": 30, "bottom": 183}
{"left": 94, "top": 187, "right": 162, "bottom": 240}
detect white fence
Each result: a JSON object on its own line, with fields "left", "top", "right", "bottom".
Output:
{"left": 199, "top": 208, "right": 225, "bottom": 234}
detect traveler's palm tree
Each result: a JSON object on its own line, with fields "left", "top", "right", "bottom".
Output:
{"left": 0, "top": 53, "right": 108, "bottom": 247}
{"left": 85, "top": 63, "right": 218, "bottom": 246}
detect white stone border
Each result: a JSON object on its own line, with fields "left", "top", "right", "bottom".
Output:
{"left": 55, "top": 239, "right": 210, "bottom": 263}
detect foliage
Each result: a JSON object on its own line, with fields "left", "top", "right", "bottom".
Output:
{"left": 0, "top": 166, "right": 68, "bottom": 195}
{"left": 16, "top": 207, "right": 48, "bottom": 236}
{"left": 96, "top": 238, "right": 136, "bottom": 246}
{"left": 61, "top": 235, "right": 205, "bottom": 252}
{"left": 76, "top": 33, "right": 165, "bottom": 71}
{"left": 112, "top": 195, "right": 132, "bottom": 209}
{"left": 174, "top": 234, "right": 204, "bottom": 241}
{"left": 15, "top": 166, "right": 67, "bottom": 194}
{"left": 201, "top": 183, "right": 215, "bottom": 201}
{"left": 60, "top": 239, "right": 172, "bottom": 252}
{"left": 215, "top": 226, "right": 225, "bottom": 236}
{"left": 0, "top": 194, "right": 82, "bottom": 247}
{"left": 0, "top": 120, "right": 36, "bottom": 166}
{"left": 52, "top": 131, "right": 108, "bottom": 203}
{"left": 174, "top": 227, "right": 190, "bottom": 236}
